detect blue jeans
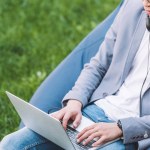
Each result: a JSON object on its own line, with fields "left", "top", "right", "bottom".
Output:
{"left": 0, "top": 104, "right": 125, "bottom": 150}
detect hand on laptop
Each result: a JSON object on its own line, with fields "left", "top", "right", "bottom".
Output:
{"left": 76, "top": 122, "right": 123, "bottom": 147}
{"left": 51, "top": 99, "right": 82, "bottom": 130}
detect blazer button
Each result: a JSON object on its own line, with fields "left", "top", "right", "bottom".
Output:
{"left": 144, "top": 132, "right": 148, "bottom": 139}
{"left": 103, "top": 92, "right": 108, "bottom": 97}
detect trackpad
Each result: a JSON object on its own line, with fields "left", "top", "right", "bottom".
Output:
{"left": 69, "top": 115, "right": 95, "bottom": 132}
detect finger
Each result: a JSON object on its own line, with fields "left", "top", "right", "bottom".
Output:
{"left": 77, "top": 128, "right": 98, "bottom": 143}
{"left": 92, "top": 136, "right": 106, "bottom": 147}
{"left": 50, "top": 111, "right": 57, "bottom": 117}
{"left": 77, "top": 125, "right": 95, "bottom": 138}
{"left": 73, "top": 113, "right": 82, "bottom": 128}
{"left": 51, "top": 111, "right": 65, "bottom": 120}
{"left": 62, "top": 113, "right": 72, "bottom": 129}
{"left": 83, "top": 132, "right": 101, "bottom": 145}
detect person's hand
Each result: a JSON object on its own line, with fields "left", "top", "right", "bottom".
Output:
{"left": 76, "top": 122, "right": 123, "bottom": 147}
{"left": 51, "top": 100, "right": 82, "bottom": 129}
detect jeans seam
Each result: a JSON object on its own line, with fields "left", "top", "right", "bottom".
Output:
{"left": 22, "top": 139, "right": 48, "bottom": 150}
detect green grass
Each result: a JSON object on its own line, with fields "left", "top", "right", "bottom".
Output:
{"left": 0, "top": 0, "right": 120, "bottom": 140}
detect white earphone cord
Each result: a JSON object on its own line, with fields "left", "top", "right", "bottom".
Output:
{"left": 139, "top": 32, "right": 150, "bottom": 116}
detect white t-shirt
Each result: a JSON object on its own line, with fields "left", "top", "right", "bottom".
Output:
{"left": 95, "top": 29, "right": 150, "bottom": 121}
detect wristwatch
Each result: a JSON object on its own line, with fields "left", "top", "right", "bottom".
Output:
{"left": 117, "top": 120, "right": 122, "bottom": 131}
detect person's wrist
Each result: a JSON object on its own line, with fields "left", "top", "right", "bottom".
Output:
{"left": 67, "top": 99, "right": 82, "bottom": 108}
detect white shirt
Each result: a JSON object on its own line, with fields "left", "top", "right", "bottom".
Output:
{"left": 95, "top": 30, "right": 150, "bottom": 121}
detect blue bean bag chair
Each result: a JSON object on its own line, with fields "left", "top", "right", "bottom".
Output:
{"left": 20, "top": 0, "right": 124, "bottom": 128}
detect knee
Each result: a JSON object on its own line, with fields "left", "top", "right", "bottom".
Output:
{"left": 0, "top": 127, "right": 49, "bottom": 150}
{"left": 0, "top": 132, "right": 19, "bottom": 150}
{"left": 0, "top": 127, "right": 34, "bottom": 150}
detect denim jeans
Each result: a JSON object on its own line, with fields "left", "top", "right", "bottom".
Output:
{"left": 0, "top": 104, "right": 126, "bottom": 150}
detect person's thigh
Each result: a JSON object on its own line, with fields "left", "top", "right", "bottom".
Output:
{"left": 82, "top": 104, "right": 113, "bottom": 123}
{"left": 0, "top": 127, "right": 63, "bottom": 150}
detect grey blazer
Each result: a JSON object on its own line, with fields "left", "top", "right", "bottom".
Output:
{"left": 62, "top": 0, "right": 150, "bottom": 149}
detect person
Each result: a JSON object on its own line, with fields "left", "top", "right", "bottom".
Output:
{"left": 1, "top": 0, "right": 150, "bottom": 149}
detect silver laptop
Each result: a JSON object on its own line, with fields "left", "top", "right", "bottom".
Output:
{"left": 6, "top": 91, "right": 119, "bottom": 150}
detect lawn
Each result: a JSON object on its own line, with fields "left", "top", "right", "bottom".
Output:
{"left": 0, "top": 0, "right": 120, "bottom": 140}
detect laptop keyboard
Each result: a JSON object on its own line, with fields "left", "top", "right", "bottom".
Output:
{"left": 66, "top": 126, "right": 95, "bottom": 150}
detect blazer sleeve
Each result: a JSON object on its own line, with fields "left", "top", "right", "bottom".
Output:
{"left": 138, "top": 138, "right": 150, "bottom": 150}
{"left": 62, "top": 0, "right": 129, "bottom": 107}
{"left": 120, "top": 116, "right": 150, "bottom": 146}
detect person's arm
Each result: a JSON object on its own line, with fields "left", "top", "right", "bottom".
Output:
{"left": 120, "top": 116, "right": 150, "bottom": 146}
{"left": 47, "top": 0, "right": 126, "bottom": 130}
{"left": 138, "top": 138, "right": 150, "bottom": 150}
{"left": 52, "top": 0, "right": 128, "bottom": 130}
{"left": 62, "top": 0, "right": 129, "bottom": 108}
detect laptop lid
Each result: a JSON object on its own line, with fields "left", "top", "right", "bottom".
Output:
{"left": 6, "top": 91, "right": 75, "bottom": 150}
